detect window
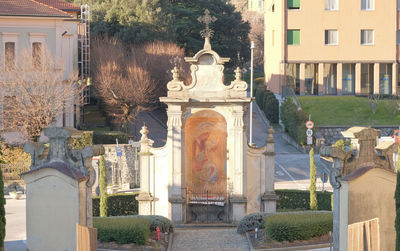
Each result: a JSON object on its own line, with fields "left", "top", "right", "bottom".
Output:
{"left": 32, "top": 42, "right": 42, "bottom": 70}
{"left": 397, "top": 30, "right": 400, "bottom": 45}
{"left": 5, "top": 42, "right": 15, "bottom": 71}
{"left": 258, "top": 0, "right": 263, "bottom": 9}
{"left": 325, "top": 30, "right": 338, "bottom": 45}
{"left": 272, "top": 4, "right": 275, "bottom": 12}
{"left": 361, "top": 30, "right": 374, "bottom": 45}
{"left": 287, "top": 0, "right": 300, "bottom": 9}
{"left": 361, "top": 0, "right": 374, "bottom": 10}
{"left": 325, "top": 0, "right": 338, "bottom": 10}
{"left": 272, "top": 30, "right": 275, "bottom": 46}
{"left": 287, "top": 30, "right": 300, "bottom": 45}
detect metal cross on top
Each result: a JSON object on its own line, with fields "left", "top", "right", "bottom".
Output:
{"left": 198, "top": 9, "right": 217, "bottom": 39}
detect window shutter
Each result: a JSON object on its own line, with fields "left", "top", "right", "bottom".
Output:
{"left": 287, "top": 30, "right": 294, "bottom": 44}
{"left": 293, "top": 30, "right": 300, "bottom": 44}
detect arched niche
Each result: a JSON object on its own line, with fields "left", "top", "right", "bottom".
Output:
{"left": 185, "top": 110, "right": 227, "bottom": 193}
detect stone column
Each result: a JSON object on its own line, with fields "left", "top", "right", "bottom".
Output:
{"left": 137, "top": 125, "right": 155, "bottom": 215}
{"left": 392, "top": 62, "right": 397, "bottom": 95}
{"left": 166, "top": 105, "right": 185, "bottom": 223}
{"left": 337, "top": 63, "right": 342, "bottom": 95}
{"left": 355, "top": 63, "right": 361, "bottom": 95}
{"left": 230, "top": 105, "right": 247, "bottom": 222}
{"left": 318, "top": 63, "right": 324, "bottom": 95}
{"left": 374, "top": 63, "right": 380, "bottom": 94}
{"left": 299, "top": 63, "right": 306, "bottom": 95}
{"left": 262, "top": 127, "right": 277, "bottom": 213}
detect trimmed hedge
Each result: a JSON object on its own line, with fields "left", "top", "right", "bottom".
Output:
{"left": 265, "top": 212, "right": 333, "bottom": 242}
{"left": 93, "top": 131, "right": 128, "bottom": 144}
{"left": 280, "top": 97, "right": 308, "bottom": 145}
{"left": 255, "top": 85, "right": 279, "bottom": 124}
{"left": 276, "top": 189, "right": 332, "bottom": 211}
{"left": 94, "top": 217, "right": 150, "bottom": 245}
{"left": 93, "top": 193, "right": 138, "bottom": 217}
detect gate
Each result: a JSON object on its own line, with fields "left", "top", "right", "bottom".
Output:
{"left": 186, "top": 188, "right": 228, "bottom": 223}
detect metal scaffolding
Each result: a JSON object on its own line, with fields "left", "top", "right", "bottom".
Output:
{"left": 78, "top": 4, "right": 90, "bottom": 126}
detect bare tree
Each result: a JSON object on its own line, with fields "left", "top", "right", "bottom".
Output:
{"left": 0, "top": 48, "right": 79, "bottom": 142}
{"left": 91, "top": 38, "right": 188, "bottom": 131}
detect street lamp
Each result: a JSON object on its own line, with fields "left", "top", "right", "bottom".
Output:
{"left": 249, "top": 41, "right": 255, "bottom": 146}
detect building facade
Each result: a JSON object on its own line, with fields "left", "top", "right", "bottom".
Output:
{"left": 264, "top": 0, "right": 399, "bottom": 96}
{"left": 0, "top": 0, "right": 81, "bottom": 141}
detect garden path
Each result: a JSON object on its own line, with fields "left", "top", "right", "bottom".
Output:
{"left": 171, "top": 227, "right": 249, "bottom": 251}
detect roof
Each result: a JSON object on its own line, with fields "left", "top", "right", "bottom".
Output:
{"left": 34, "top": 0, "right": 80, "bottom": 12}
{"left": 20, "top": 161, "right": 88, "bottom": 182}
{"left": 0, "top": 0, "right": 72, "bottom": 18}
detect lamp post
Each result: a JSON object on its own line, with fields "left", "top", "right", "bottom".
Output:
{"left": 249, "top": 41, "right": 255, "bottom": 146}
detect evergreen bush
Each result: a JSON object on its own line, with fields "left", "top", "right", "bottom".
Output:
{"left": 93, "top": 131, "right": 128, "bottom": 144}
{"left": 264, "top": 212, "right": 333, "bottom": 242}
{"left": 237, "top": 212, "right": 267, "bottom": 234}
{"left": 280, "top": 98, "right": 308, "bottom": 145}
{"left": 99, "top": 155, "right": 108, "bottom": 217}
{"left": 395, "top": 145, "right": 400, "bottom": 250}
{"left": 276, "top": 189, "right": 332, "bottom": 211}
{"left": 93, "top": 193, "right": 139, "bottom": 217}
{"left": 94, "top": 217, "right": 150, "bottom": 245}
{"left": 263, "top": 90, "right": 279, "bottom": 124}
{"left": 70, "top": 131, "right": 93, "bottom": 149}
{"left": 309, "top": 148, "right": 318, "bottom": 210}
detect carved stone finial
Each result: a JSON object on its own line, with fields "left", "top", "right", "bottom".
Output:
{"left": 140, "top": 125, "right": 149, "bottom": 141}
{"left": 198, "top": 9, "right": 217, "bottom": 50}
{"left": 267, "top": 127, "right": 274, "bottom": 143}
{"left": 234, "top": 67, "right": 242, "bottom": 81}
{"left": 172, "top": 66, "right": 180, "bottom": 81}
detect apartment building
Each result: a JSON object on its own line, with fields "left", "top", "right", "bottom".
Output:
{"left": 264, "top": 0, "right": 399, "bottom": 96}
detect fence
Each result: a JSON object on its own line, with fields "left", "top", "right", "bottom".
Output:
{"left": 1, "top": 163, "right": 30, "bottom": 180}
{"left": 347, "top": 218, "right": 380, "bottom": 251}
{"left": 76, "top": 224, "right": 97, "bottom": 251}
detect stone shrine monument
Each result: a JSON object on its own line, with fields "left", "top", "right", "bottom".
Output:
{"left": 137, "top": 10, "right": 276, "bottom": 223}
{"left": 21, "top": 127, "right": 104, "bottom": 251}
{"left": 321, "top": 127, "right": 397, "bottom": 251}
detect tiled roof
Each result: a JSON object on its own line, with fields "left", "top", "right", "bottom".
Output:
{"left": 34, "top": 0, "right": 80, "bottom": 12}
{"left": 0, "top": 0, "right": 72, "bottom": 18}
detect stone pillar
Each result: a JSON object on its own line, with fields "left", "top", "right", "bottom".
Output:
{"left": 262, "top": 127, "right": 277, "bottom": 213}
{"left": 337, "top": 63, "right": 343, "bottom": 95}
{"left": 299, "top": 63, "right": 306, "bottom": 95}
{"left": 137, "top": 125, "right": 156, "bottom": 215}
{"left": 355, "top": 63, "right": 361, "bottom": 95}
{"left": 167, "top": 105, "right": 185, "bottom": 223}
{"left": 374, "top": 63, "right": 380, "bottom": 94}
{"left": 392, "top": 62, "right": 397, "bottom": 95}
{"left": 230, "top": 105, "right": 247, "bottom": 222}
{"left": 318, "top": 63, "right": 324, "bottom": 95}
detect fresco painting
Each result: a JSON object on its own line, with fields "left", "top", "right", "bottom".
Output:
{"left": 185, "top": 110, "right": 227, "bottom": 193}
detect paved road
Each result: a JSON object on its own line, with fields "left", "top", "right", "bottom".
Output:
{"left": 172, "top": 227, "right": 249, "bottom": 251}
{"left": 5, "top": 195, "right": 26, "bottom": 251}
{"left": 248, "top": 102, "right": 332, "bottom": 192}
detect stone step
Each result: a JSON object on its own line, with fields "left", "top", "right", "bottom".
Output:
{"left": 175, "top": 223, "right": 236, "bottom": 228}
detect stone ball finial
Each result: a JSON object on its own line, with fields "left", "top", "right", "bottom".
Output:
{"left": 234, "top": 67, "right": 242, "bottom": 81}
{"left": 267, "top": 126, "right": 274, "bottom": 143}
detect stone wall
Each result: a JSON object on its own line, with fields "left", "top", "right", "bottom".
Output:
{"left": 91, "top": 144, "right": 139, "bottom": 194}
{"left": 315, "top": 126, "right": 397, "bottom": 146}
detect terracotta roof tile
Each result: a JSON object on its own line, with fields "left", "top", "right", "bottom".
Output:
{"left": 0, "top": 0, "right": 72, "bottom": 17}
{"left": 34, "top": 0, "right": 80, "bottom": 12}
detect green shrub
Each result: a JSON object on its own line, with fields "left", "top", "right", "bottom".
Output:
{"left": 396, "top": 145, "right": 400, "bottom": 250}
{"left": 94, "top": 217, "right": 150, "bottom": 245}
{"left": 265, "top": 212, "right": 333, "bottom": 242}
{"left": 93, "top": 131, "right": 128, "bottom": 144}
{"left": 237, "top": 212, "right": 267, "bottom": 234}
{"left": 263, "top": 90, "right": 279, "bottom": 124}
{"left": 309, "top": 148, "right": 317, "bottom": 210}
{"left": 276, "top": 189, "right": 332, "bottom": 211}
{"left": 255, "top": 85, "right": 267, "bottom": 109}
{"left": 99, "top": 155, "right": 108, "bottom": 217}
{"left": 136, "top": 215, "right": 174, "bottom": 233}
{"left": 93, "top": 193, "right": 138, "bottom": 217}
{"left": 70, "top": 131, "right": 93, "bottom": 149}
{"left": 280, "top": 98, "right": 308, "bottom": 145}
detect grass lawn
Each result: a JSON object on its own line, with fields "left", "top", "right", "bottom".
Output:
{"left": 298, "top": 96, "right": 400, "bottom": 126}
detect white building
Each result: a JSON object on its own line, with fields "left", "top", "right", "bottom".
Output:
{"left": 0, "top": 0, "right": 81, "bottom": 142}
